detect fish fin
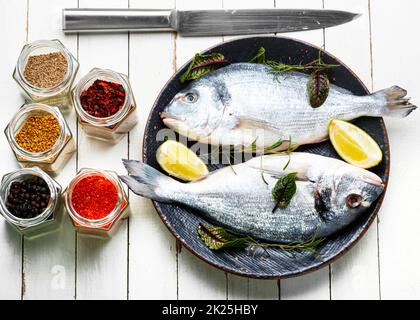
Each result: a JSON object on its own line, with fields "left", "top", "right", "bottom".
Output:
{"left": 119, "top": 175, "right": 165, "bottom": 201}
{"left": 235, "top": 117, "right": 281, "bottom": 132}
{"left": 375, "top": 86, "right": 417, "bottom": 118}
{"left": 121, "top": 159, "right": 176, "bottom": 202}
{"left": 123, "top": 158, "right": 162, "bottom": 177}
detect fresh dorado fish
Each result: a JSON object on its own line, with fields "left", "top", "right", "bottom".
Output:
{"left": 161, "top": 63, "right": 416, "bottom": 149}
{"left": 121, "top": 153, "right": 384, "bottom": 243}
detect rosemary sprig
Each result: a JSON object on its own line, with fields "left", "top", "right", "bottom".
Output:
{"left": 198, "top": 137, "right": 297, "bottom": 185}
{"left": 242, "top": 136, "right": 297, "bottom": 156}
{"left": 254, "top": 232, "right": 325, "bottom": 254}
{"left": 226, "top": 152, "right": 237, "bottom": 175}
{"left": 250, "top": 46, "right": 338, "bottom": 78}
{"left": 282, "top": 136, "right": 293, "bottom": 170}
{"left": 198, "top": 223, "right": 324, "bottom": 254}
{"left": 249, "top": 47, "right": 267, "bottom": 64}
{"left": 260, "top": 156, "right": 268, "bottom": 185}
{"left": 266, "top": 59, "right": 338, "bottom": 81}
{"left": 199, "top": 137, "right": 293, "bottom": 164}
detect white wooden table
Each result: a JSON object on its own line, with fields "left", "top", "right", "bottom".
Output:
{"left": 0, "top": 0, "right": 419, "bottom": 300}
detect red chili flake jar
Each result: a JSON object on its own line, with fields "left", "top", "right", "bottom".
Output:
{"left": 72, "top": 68, "right": 138, "bottom": 143}
{"left": 63, "top": 168, "right": 129, "bottom": 238}
{"left": 80, "top": 80, "right": 125, "bottom": 118}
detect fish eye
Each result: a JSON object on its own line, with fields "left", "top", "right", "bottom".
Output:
{"left": 184, "top": 92, "right": 198, "bottom": 103}
{"left": 346, "top": 194, "right": 363, "bottom": 208}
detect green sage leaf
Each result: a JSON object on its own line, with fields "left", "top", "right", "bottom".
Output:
{"left": 272, "top": 172, "right": 298, "bottom": 212}
{"left": 307, "top": 72, "right": 330, "bottom": 108}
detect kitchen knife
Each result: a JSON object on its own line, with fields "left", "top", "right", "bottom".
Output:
{"left": 62, "top": 8, "right": 360, "bottom": 36}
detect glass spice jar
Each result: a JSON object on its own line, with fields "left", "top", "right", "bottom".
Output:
{"left": 13, "top": 39, "right": 79, "bottom": 110}
{"left": 72, "top": 68, "right": 138, "bottom": 143}
{"left": 4, "top": 103, "right": 76, "bottom": 174}
{"left": 0, "top": 167, "right": 63, "bottom": 239}
{"left": 64, "top": 168, "right": 130, "bottom": 238}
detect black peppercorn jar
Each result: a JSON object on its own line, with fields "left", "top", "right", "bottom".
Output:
{"left": 0, "top": 167, "right": 63, "bottom": 239}
{"left": 72, "top": 68, "right": 138, "bottom": 143}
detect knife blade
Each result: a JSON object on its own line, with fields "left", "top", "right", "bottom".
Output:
{"left": 62, "top": 8, "right": 360, "bottom": 36}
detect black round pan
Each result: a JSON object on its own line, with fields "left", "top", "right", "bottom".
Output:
{"left": 143, "top": 36, "right": 389, "bottom": 279}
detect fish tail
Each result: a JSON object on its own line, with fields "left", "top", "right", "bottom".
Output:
{"left": 374, "top": 86, "right": 417, "bottom": 118}
{"left": 120, "top": 159, "right": 176, "bottom": 202}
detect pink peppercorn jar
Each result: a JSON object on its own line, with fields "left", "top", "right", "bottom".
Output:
{"left": 63, "top": 168, "right": 130, "bottom": 238}
{"left": 72, "top": 68, "right": 138, "bottom": 143}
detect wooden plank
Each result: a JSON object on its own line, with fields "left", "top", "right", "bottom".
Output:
{"left": 370, "top": 0, "right": 420, "bottom": 300}
{"left": 0, "top": 0, "right": 27, "bottom": 299}
{"left": 223, "top": 0, "right": 279, "bottom": 301}
{"left": 76, "top": 0, "right": 129, "bottom": 300}
{"left": 278, "top": 0, "right": 331, "bottom": 300}
{"left": 22, "top": 0, "right": 78, "bottom": 300}
{"left": 175, "top": 0, "right": 227, "bottom": 300}
{"left": 324, "top": 0, "right": 380, "bottom": 300}
{"left": 127, "top": 0, "right": 178, "bottom": 300}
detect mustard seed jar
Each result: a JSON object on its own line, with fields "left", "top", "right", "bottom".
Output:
{"left": 72, "top": 68, "right": 138, "bottom": 143}
{"left": 13, "top": 39, "right": 79, "bottom": 110}
{"left": 0, "top": 167, "right": 63, "bottom": 239}
{"left": 64, "top": 168, "right": 130, "bottom": 238}
{"left": 4, "top": 103, "right": 76, "bottom": 174}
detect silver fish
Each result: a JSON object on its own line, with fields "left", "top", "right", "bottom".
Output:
{"left": 161, "top": 63, "right": 416, "bottom": 149}
{"left": 121, "top": 153, "right": 384, "bottom": 243}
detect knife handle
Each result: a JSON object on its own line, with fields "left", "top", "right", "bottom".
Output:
{"left": 63, "top": 8, "right": 175, "bottom": 33}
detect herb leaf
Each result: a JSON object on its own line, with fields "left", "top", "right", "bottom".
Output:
{"left": 180, "top": 53, "right": 227, "bottom": 83}
{"left": 198, "top": 224, "right": 251, "bottom": 250}
{"left": 307, "top": 72, "right": 330, "bottom": 108}
{"left": 272, "top": 172, "right": 298, "bottom": 212}
{"left": 267, "top": 139, "right": 283, "bottom": 151}
{"left": 249, "top": 47, "right": 267, "bottom": 64}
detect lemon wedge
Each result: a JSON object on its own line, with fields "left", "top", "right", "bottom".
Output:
{"left": 328, "top": 119, "right": 382, "bottom": 169}
{"left": 156, "top": 140, "right": 209, "bottom": 181}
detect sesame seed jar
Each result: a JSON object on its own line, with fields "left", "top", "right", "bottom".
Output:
{"left": 0, "top": 167, "right": 63, "bottom": 239}
{"left": 63, "top": 168, "right": 130, "bottom": 238}
{"left": 4, "top": 103, "right": 76, "bottom": 174}
{"left": 72, "top": 68, "right": 138, "bottom": 143}
{"left": 13, "top": 39, "right": 79, "bottom": 110}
